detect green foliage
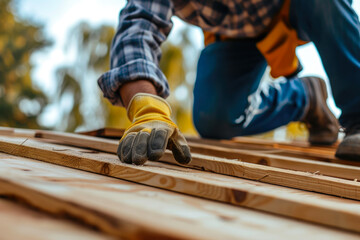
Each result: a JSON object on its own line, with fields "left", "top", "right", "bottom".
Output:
{"left": 55, "top": 22, "right": 131, "bottom": 131}
{"left": 159, "top": 27, "right": 199, "bottom": 135}
{"left": 55, "top": 22, "right": 200, "bottom": 134}
{"left": 0, "top": 0, "right": 51, "bottom": 128}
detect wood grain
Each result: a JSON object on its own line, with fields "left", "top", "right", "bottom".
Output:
{"left": 0, "top": 126, "right": 35, "bottom": 138}
{"left": 1, "top": 136, "right": 360, "bottom": 233}
{"left": 0, "top": 199, "right": 113, "bottom": 240}
{"left": 188, "top": 142, "right": 360, "bottom": 180}
{"left": 187, "top": 136, "right": 342, "bottom": 162}
{"left": 32, "top": 131, "right": 360, "bottom": 199}
{"left": 232, "top": 136, "right": 338, "bottom": 151}
{"left": 2, "top": 127, "right": 355, "bottom": 166}
{"left": 79, "top": 128, "right": 124, "bottom": 139}
{"left": 78, "top": 127, "right": 340, "bottom": 162}
{"left": 3, "top": 154, "right": 359, "bottom": 240}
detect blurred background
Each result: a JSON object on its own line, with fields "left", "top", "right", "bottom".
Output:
{"left": 1, "top": 0, "right": 359, "bottom": 140}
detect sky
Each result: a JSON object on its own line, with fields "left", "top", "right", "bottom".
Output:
{"left": 16, "top": 0, "right": 360, "bottom": 127}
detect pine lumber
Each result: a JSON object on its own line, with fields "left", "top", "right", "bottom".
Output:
{"left": 2, "top": 127, "right": 351, "bottom": 165}
{"left": 79, "top": 128, "right": 124, "bottom": 138}
{"left": 33, "top": 131, "right": 360, "bottom": 196}
{"left": 188, "top": 142, "right": 360, "bottom": 180}
{"left": 232, "top": 136, "right": 339, "bottom": 149}
{"left": 3, "top": 154, "right": 358, "bottom": 240}
{"left": 1, "top": 136, "right": 360, "bottom": 233}
{"left": 0, "top": 126, "right": 35, "bottom": 138}
{"left": 0, "top": 199, "right": 113, "bottom": 240}
{"left": 79, "top": 127, "right": 336, "bottom": 153}
{"left": 79, "top": 127, "right": 343, "bottom": 163}
{"left": 187, "top": 136, "right": 360, "bottom": 166}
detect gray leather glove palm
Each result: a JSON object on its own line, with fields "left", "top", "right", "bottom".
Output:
{"left": 117, "top": 93, "right": 192, "bottom": 165}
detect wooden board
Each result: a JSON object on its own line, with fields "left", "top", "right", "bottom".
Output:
{"left": 1, "top": 136, "right": 360, "bottom": 233}
{"left": 0, "top": 126, "right": 35, "bottom": 138}
{"left": 78, "top": 127, "right": 353, "bottom": 165}
{"left": 188, "top": 142, "right": 360, "bottom": 180}
{"left": 0, "top": 199, "right": 113, "bottom": 240}
{"left": 79, "top": 128, "right": 124, "bottom": 138}
{"left": 3, "top": 127, "right": 353, "bottom": 166}
{"left": 0, "top": 153, "right": 359, "bottom": 240}
{"left": 187, "top": 137, "right": 340, "bottom": 161}
{"left": 232, "top": 136, "right": 338, "bottom": 151}
{"left": 33, "top": 131, "right": 360, "bottom": 199}
{"left": 78, "top": 127, "right": 340, "bottom": 162}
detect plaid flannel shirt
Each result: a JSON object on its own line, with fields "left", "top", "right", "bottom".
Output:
{"left": 98, "top": 0, "right": 284, "bottom": 106}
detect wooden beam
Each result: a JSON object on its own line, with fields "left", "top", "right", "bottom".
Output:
{"left": 78, "top": 127, "right": 340, "bottom": 162}
{"left": 0, "top": 126, "right": 35, "bottom": 138}
{"left": 236, "top": 136, "right": 339, "bottom": 152}
{"left": 35, "top": 130, "right": 117, "bottom": 153}
{"left": 188, "top": 142, "right": 360, "bottom": 179}
{"left": 34, "top": 131, "right": 360, "bottom": 193}
{"left": 1, "top": 127, "right": 349, "bottom": 165}
{"left": 187, "top": 137, "right": 359, "bottom": 166}
{"left": 3, "top": 154, "right": 357, "bottom": 240}
{"left": 78, "top": 128, "right": 124, "bottom": 139}
{"left": 1, "top": 136, "right": 360, "bottom": 233}
{"left": 0, "top": 199, "right": 112, "bottom": 240}
{"left": 0, "top": 155, "right": 201, "bottom": 240}
{"left": 232, "top": 136, "right": 339, "bottom": 149}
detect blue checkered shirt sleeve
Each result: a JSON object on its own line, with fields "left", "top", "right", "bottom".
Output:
{"left": 97, "top": 0, "right": 173, "bottom": 106}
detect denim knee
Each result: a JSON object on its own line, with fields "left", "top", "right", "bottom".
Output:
{"left": 192, "top": 104, "right": 242, "bottom": 139}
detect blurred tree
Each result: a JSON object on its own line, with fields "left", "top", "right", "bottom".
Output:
{"left": 56, "top": 22, "right": 200, "bottom": 134}
{"left": 160, "top": 26, "right": 199, "bottom": 136}
{"left": 55, "top": 22, "right": 131, "bottom": 132}
{"left": 0, "top": 0, "right": 51, "bottom": 128}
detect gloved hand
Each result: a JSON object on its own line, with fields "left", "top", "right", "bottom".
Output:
{"left": 117, "top": 93, "right": 192, "bottom": 165}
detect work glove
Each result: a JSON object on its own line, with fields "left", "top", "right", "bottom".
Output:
{"left": 117, "top": 93, "right": 192, "bottom": 165}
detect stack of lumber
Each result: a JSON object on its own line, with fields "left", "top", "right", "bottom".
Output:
{"left": 0, "top": 127, "right": 360, "bottom": 239}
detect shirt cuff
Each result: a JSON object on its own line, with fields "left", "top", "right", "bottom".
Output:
{"left": 97, "top": 59, "right": 170, "bottom": 106}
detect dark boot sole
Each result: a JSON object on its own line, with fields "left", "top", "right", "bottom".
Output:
{"left": 335, "top": 136, "right": 360, "bottom": 161}
{"left": 335, "top": 153, "right": 360, "bottom": 161}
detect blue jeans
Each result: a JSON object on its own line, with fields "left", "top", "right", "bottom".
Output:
{"left": 193, "top": 0, "right": 360, "bottom": 139}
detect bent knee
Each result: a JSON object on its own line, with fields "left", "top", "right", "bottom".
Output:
{"left": 193, "top": 109, "right": 240, "bottom": 139}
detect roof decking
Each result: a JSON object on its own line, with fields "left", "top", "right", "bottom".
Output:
{"left": 0, "top": 127, "right": 359, "bottom": 239}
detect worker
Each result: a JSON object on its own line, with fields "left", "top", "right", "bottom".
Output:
{"left": 98, "top": 0, "right": 360, "bottom": 164}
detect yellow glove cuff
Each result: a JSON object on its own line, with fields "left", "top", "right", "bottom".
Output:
{"left": 127, "top": 93, "right": 176, "bottom": 129}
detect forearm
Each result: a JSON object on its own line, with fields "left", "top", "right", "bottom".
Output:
{"left": 120, "top": 80, "right": 157, "bottom": 108}
{"left": 98, "top": 1, "right": 173, "bottom": 107}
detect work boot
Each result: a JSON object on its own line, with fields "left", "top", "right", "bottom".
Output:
{"left": 336, "top": 125, "right": 360, "bottom": 160}
{"left": 300, "top": 77, "right": 339, "bottom": 145}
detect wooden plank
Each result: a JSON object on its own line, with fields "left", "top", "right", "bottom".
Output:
{"left": 33, "top": 131, "right": 360, "bottom": 198}
{"left": 0, "top": 199, "right": 113, "bottom": 240}
{"left": 188, "top": 142, "right": 360, "bottom": 180}
{"left": 79, "top": 127, "right": 337, "bottom": 153}
{"left": 1, "top": 153, "right": 359, "bottom": 240}
{"left": 79, "top": 128, "right": 124, "bottom": 138}
{"left": 35, "top": 130, "right": 117, "bottom": 153}
{"left": 232, "top": 136, "right": 339, "bottom": 150}
{"left": 0, "top": 156, "right": 198, "bottom": 240}
{"left": 0, "top": 126, "right": 35, "bottom": 138}
{"left": 1, "top": 136, "right": 360, "bottom": 233}
{"left": 187, "top": 137, "right": 360, "bottom": 166}
{"left": 1, "top": 127, "right": 350, "bottom": 165}
{"left": 79, "top": 127, "right": 341, "bottom": 162}
{"left": 36, "top": 130, "right": 360, "bottom": 178}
